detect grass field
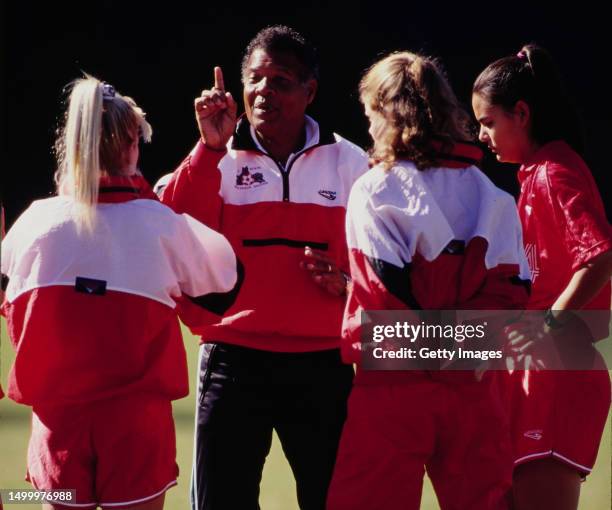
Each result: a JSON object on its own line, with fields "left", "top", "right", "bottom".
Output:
{"left": 1, "top": 320, "right": 610, "bottom": 509}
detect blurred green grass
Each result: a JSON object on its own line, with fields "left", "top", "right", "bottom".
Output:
{"left": 1, "top": 319, "right": 610, "bottom": 509}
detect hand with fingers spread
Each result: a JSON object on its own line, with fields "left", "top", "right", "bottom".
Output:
{"left": 300, "top": 246, "right": 348, "bottom": 297}
{"left": 195, "top": 66, "right": 238, "bottom": 151}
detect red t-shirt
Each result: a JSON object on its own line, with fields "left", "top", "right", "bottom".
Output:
{"left": 518, "top": 140, "right": 612, "bottom": 311}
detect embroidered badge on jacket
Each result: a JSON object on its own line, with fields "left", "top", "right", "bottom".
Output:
{"left": 235, "top": 166, "right": 267, "bottom": 189}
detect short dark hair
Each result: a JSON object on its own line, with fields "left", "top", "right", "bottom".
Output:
{"left": 241, "top": 25, "right": 319, "bottom": 82}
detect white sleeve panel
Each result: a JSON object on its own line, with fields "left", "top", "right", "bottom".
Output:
{"left": 169, "top": 213, "right": 238, "bottom": 298}
{"left": 2, "top": 197, "right": 237, "bottom": 308}
{"left": 347, "top": 165, "right": 455, "bottom": 265}
{"left": 465, "top": 169, "right": 532, "bottom": 273}
{"left": 346, "top": 171, "right": 413, "bottom": 267}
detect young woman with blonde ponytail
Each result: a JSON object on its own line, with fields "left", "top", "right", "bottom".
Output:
{"left": 327, "top": 52, "right": 530, "bottom": 510}
{"left": 53, "top": 77, "right": 152, "bottom": 231}
{"left": 1, "top": 76, "right": 242, "bottom": 510}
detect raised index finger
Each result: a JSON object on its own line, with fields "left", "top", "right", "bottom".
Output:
{"left": 214, "top": 66, "right": 225, "bottom": 91}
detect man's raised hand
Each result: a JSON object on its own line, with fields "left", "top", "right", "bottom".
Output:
{"left": 195, "top": 66, "right": 238, "bottom": 151}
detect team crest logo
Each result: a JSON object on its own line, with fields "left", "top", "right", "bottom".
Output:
{"left": 318, "top": 189, "right": 337, "bottom": 201}
{"left": 235, "top": 166, "right": 267, "bottom": 189}
{"left": 523, "top": 429, "right": 543, "bottom": 440}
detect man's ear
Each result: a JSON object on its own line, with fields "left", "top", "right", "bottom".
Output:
{"left": 514, "top": 100, "right": 531, "bottom": 128}
{"left": 305, "top": 79, "right": 318, "bottom": 105}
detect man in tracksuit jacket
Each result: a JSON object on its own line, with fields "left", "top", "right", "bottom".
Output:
{"left": 161, "top": 26, "right": 368, "bottom": 510}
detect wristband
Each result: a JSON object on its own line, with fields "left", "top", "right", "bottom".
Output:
{"left": 544, "top": 309, "right": 566, "bottom": 330}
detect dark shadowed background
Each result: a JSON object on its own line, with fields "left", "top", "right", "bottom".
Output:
{"left": 2, "top": 1, "right": 609, "bottom": 225}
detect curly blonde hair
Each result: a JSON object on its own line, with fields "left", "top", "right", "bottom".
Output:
{"left": 360, "top": 51, "right": 474, "bottom": 170}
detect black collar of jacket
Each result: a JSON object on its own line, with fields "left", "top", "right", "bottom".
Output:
{"left": 230, "top": 114, "right": 336, "bottom": 152}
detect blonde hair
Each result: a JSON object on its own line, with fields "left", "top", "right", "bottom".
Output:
{"left": 359, "top": 51, "right": 474, "bottom": 170}
{"left": 54, "top": 75, "right": 152, "bottom": 231}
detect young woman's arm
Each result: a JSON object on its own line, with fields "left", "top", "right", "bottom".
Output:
{"left": 553, "top": 250, "right": 612, "bottom": 317}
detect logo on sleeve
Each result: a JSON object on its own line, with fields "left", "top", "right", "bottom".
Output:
{"left": 523, "top": 429, "right": 543, "bottom": 440}
{"left": 318, "top": 189, "right": 337, "bottom": 201}
{"left": 235, "top": 166, "right": 267, "bottom": 189}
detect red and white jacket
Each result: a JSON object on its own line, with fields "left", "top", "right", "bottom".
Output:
{"left": 342, "top": 143, "right": 531, "bottom": 364}
{"left": 161, "top": 115, "right": 368, "bottom": 352}
{"left": 1, "top": 175, "right": 239, "bottom": 406}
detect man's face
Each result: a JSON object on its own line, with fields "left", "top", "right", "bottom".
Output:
{"left": 243, "top": 48, "right": 317, "bottom": 140}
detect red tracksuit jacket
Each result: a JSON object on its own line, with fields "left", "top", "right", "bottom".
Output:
{"left": 342, "top": 142, "right": 531, "bottom": 366}
{"left": 161, "top": 115, "right": 369, "bottom": 352}
{"left": 1, "top": 175, "right": 239, "bottom": 406}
